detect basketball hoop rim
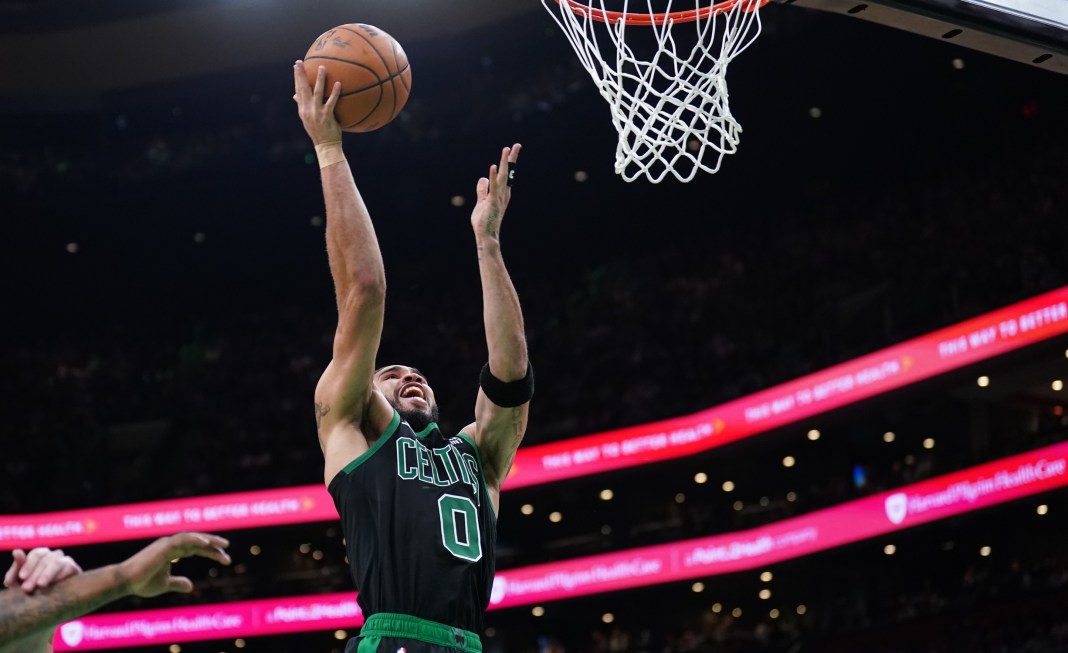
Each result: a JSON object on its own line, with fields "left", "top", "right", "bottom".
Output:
{"left": 555, "top": 0, "right": 768, "bottom": 25}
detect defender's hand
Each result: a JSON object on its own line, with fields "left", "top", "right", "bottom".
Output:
{"left": 293, "top": 61, "right": 343, "bottom": 146}
{"left": 471, "top": 144, "right": 521, "bottom": 240}
{"left": 4, "top": 548, "right": 83, "bottom": 593}
{"left": 119, "top": 533, "right": 231, "bottom": 598}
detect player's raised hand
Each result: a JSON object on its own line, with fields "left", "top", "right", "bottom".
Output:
{"left": 471, "top": 144, "right": 521, "bottom": 241}
{"left": 4, "top": 547, "right": 84, "bottom": 593}
{"left": 293, "top": 60, "right": 343, "bottom": 146}
{"left": 119, "top": 533, "right": 231, "bottom": 598}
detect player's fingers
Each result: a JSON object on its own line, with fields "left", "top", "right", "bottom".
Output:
{"left": 325, "top": 81, "right": 342, "bottom": 111}
{"left": 476, "top": 177, "right": 489, "bottom": 199}
{"left": 313, "top": 65, "right": 327, "bottom": 102}
{"left": 3, "top": 550, "right": 24, "bottom": 588}
{"left": 498, "top": 147, "right": 510, "bottom": 177}
{"left": 40, "top": 555, "right": 81, "bottom": 588}
{"left": 20, "top": 548, "right": 49, "bottom": 580}
{"left": 508, "top": 143, "right": 522, "bottom": 164}
{"left": 166, "top": 575, "right": 194, "bottom": 594}
{"left": 168, "top": 535, "right": 230, "bottom": 562}
{"left": 175, "top": 533, "right": 232, "bottom": 566}
{"left": 28, "top": 555, "right": 62, "bottom": 589}
{"left": 293, "top": 61, "right": 311, "bottom": 100}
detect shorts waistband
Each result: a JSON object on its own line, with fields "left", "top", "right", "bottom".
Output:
{"left": 361, "top": 613, "right": 482, "bottom": 653}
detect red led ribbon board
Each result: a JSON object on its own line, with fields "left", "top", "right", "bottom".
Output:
{"left": 51, "top": 441, "right": 1068, "bottom": 650}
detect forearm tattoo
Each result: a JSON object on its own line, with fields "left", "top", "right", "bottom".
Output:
{"left": 0, "top": 567, "right": 125, "bottom": 644}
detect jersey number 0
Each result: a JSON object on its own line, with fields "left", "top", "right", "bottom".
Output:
{"left": 437, "top": 494, "right": 482, "bottom": 562}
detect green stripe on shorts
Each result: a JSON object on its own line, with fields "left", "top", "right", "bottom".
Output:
{"left": 361, "top": 613, "right": 482, "bottom": 653}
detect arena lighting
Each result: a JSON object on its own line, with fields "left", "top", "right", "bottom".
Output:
{"left": 532, "top": 606, "right": 545, "bottom": 617}
{"left": 249, "top": 545, "right": 261, "bottom": 555}
{"left": 601, "top": 613, "right": 614, "bottom": 623}
{"left": 520, "top": 503, "right": 534, "bottom": 515}
{"left": 549, "top": 511, "right": 562, "bottom": 522}
{"left": 299, "top": 543, "right": 311, "bottom": 554}
{"left": 883, "top": 431, "right": 896, "bottom": 443}
{"left": 796, "top": 605, "right": 808, "bottom": 615}
{"left": 712, "top": 602, "right": 723, "bottom": 613}
{"left": 692, "top": 582, "right": 705, "bottom": 592}
{"left": 495, "top": 288, "right": 1068, "bottom": 489}
{"left": 733, "top": 500, "right": 744, "bottom": 511}
{"left": 807, "top": 429, "right": 820, "bottom": 441}
{"left": 782, "top": 456, "right": 796, "bottom": 467}
{"left": 731, "top": 608, "right": 743, "bottom": 618}
{"left": 923, "top": 438, "right": 936, "bottom": 449}
{"left": 977, "top": 375, "right": 991, "bottom": 387}
{"left": 234, "top": 640, "right": 245, "bottom": 649}
{"left": 722, "top": 480, "right": 735, "bottom": 492}
{"left": 675, "top": 493, "right": 686, "bottom": 503}
{"left": 980, "top": 546, "right": 992, "bottom": 557}
{"left": 1038, "top": 504, "right": 1049, "bottom": 515}
{"left": 769, "top": 608, "right": 780, "bottom": 619}
{"left": 786, "top": 491, "right": 797, "bottom": 502}
{"left": 10, "top": 290, "right": 1068, "bottom": 551}
{"left": 759, "top": 589, "right": 771, "bottom": 599}
{"left": 1054, "top": 379, "right": 1064, "bottom": 391}
{"left": 884, "top": 544, "right": 897, "bottom": 555}
{"left": 334, "top": 630, "right": 346, "bottom": 640}
{"left": 694, "top": 472, "right": 709, "bottom": 484}
{"left": 600, "top": 489, "right": 614, "bottom": 500}
{"left": 760, "top": 571, "right": 773, "bottom": 582}
{"left": 169, "top": 646, "right": 181, "bottom": 653}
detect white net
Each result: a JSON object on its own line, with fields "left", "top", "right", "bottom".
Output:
{"left": 542, "top": 0, "right": 764, "bottom": 183}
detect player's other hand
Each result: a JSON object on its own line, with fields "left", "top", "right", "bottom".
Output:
{"left": 293, "top": 60, "right": 343, "bottom": 146}
{"left": 471, "top": 143, "right": 521, "bottom": 241}
{"left": 4, "top": 547, "right": 83, "bottom": 593}
{"left": 119, "top": 532, "right": 231, "bottom": 598}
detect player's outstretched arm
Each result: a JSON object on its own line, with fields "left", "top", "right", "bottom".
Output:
{"left": 468, "top": 144, "right": 532, "bottom": 508}
{"left": 0, "top": 534, "right": 230, "bottom": 651}
{"left": 2, "top": 548, "right": 83, "bottom": 653}
{"left": 293, "top": 61, "right": 389, "bottom": 481}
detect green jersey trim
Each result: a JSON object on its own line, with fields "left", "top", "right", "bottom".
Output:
{"left": 341, "top": 410, "right": 402, "bottom": 475}
{"left": 414, "top": 422, "right": 438, "bottom": 439}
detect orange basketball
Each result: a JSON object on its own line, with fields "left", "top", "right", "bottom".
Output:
{"left": 303, "top": 24, "right": 412, "bottom": 133}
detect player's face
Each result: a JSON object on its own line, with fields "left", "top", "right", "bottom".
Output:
{"left": 374, "top": 365, "right": 439, "bottom": 423}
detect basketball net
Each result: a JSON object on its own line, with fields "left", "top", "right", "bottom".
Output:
{"left": 543, "top": 0, "right": 766, "bottom": 183}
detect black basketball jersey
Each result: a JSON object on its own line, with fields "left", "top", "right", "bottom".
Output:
{"left": 328, "top": 409, "right": 497, "bottom": 632}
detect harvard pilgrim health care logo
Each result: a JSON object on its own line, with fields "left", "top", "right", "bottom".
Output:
{"left": 489, "top": 576, "right": 508, "bottom": 605}
{"left": 60, "top": 621, "right": 85, "bottom": 648}
{"left": 884, "top": 492, "right": 908, "bottom": 525}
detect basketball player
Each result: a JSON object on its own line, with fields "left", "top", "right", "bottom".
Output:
{"left": 1, "top": 533, "right": 231, "bottom": 652}
{"left": 294, "top": 61, "right": 532, "bottom": 653}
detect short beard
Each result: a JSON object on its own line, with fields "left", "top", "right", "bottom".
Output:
{"left": 396, "top": 404, "right": 440, "bottom": 432}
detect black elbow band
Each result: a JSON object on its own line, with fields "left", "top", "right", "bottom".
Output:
{"left": 480, "top": 363, "right": 534, "bottom": 407}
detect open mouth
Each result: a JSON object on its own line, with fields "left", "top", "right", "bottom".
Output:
{"left": 399, "top": 383, "right": 428, "bottom": 406}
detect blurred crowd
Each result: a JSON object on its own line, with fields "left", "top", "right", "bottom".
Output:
{"left": 2, "top": 38, "right": 1067, "bottom": 515}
